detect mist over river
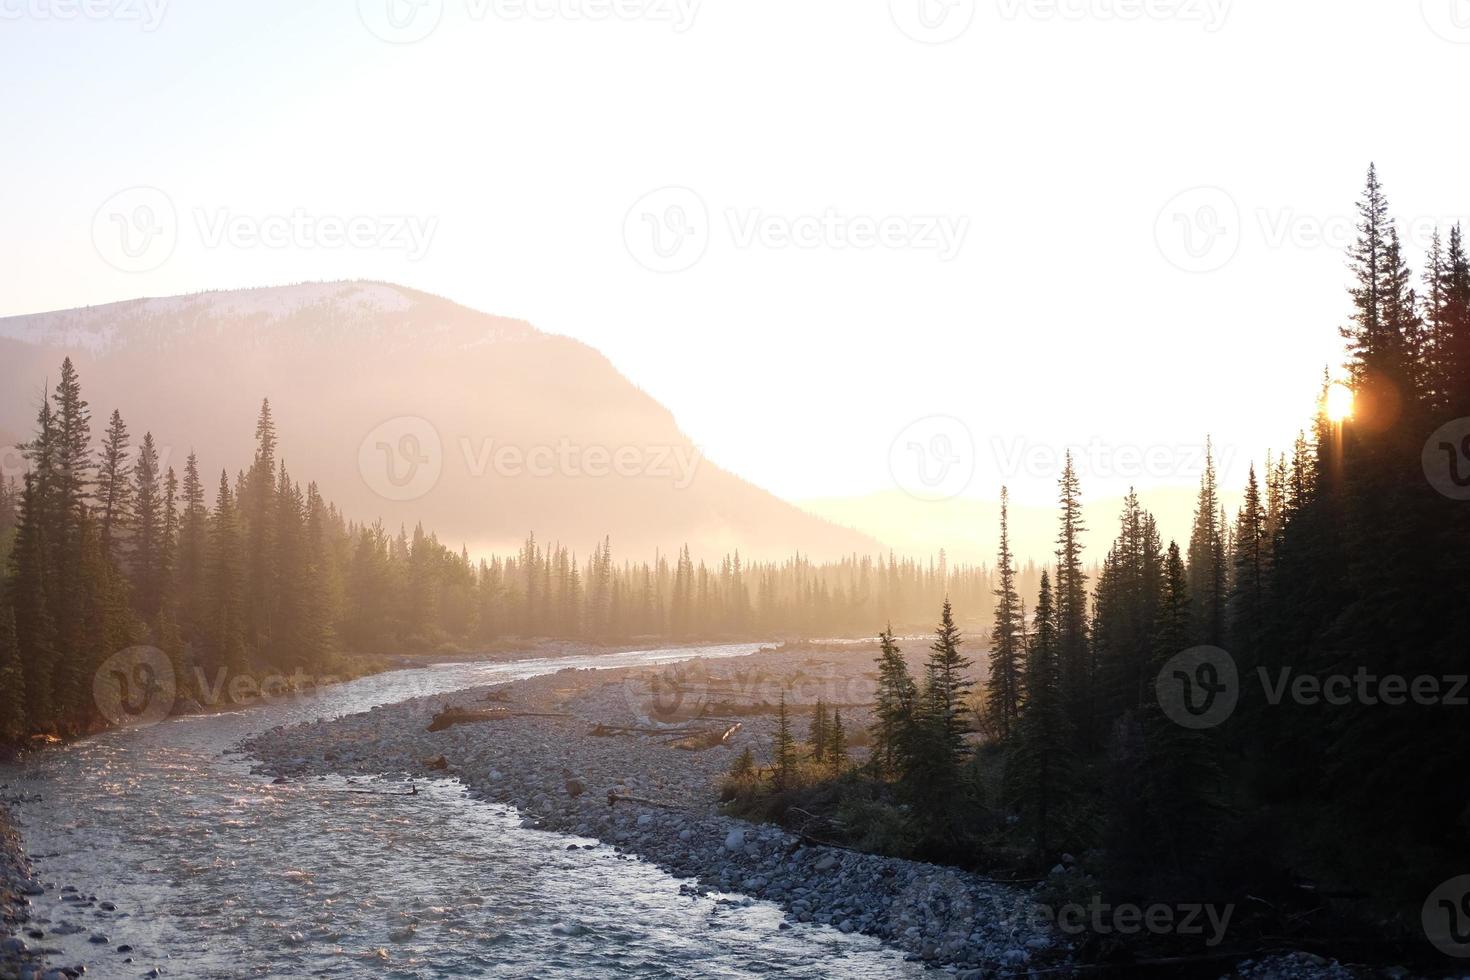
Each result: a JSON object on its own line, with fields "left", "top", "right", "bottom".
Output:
{"left": 1, "top": 645, "right": 924, "bottom": 979}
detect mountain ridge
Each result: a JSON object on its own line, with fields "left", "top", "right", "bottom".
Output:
{"left": 0, "top": 281, "right": 880, "bottom": 563}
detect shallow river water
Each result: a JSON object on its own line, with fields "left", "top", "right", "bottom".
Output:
{"left": 1, "top": 645, "right": 927, "bottom": 979}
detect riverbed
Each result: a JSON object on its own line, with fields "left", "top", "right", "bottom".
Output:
{"left": 0, "top": 644, "right": 927, "bottom": 979}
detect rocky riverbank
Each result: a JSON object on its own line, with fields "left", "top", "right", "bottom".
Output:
{"left": 244, "top": 645, "right": 1072, "bottom": 976}
{"left": 0, "top": 801, "right": 46, "bottom": 980}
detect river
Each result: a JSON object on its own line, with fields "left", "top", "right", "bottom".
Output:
{"left": 1, "top": 644, "right": 925, "bottom": 979}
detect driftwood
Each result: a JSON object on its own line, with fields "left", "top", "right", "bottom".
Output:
{"left": 606, "top": 791, "right": 688, "bottom": 811}
{"left": 590, "top": 721, "right": 743, "bottom": 751}
{"left": 667, "top": 723, "right": 743, "bottom": 751}
{"left": 590, "top": 723, "right": 702, "bottom": 737}
{"left": 427, "top": 706, "right": 572, "bottom": 732}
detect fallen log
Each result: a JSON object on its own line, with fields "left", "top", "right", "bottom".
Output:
{"left": 606, "top": 791, "right": 688, "bottom": 811}
{"left": 666, "top": 722, "right": 743, "bottom": 751}
{"left": 427, "top": 706, "right": 572, "bottom": 732}
{"left": 590, "top": 723, "right": 705, "bottom": 737}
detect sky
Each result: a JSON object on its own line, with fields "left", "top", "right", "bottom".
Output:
{"left": 3, "top": 0, "right": 1469, "bottom": 525}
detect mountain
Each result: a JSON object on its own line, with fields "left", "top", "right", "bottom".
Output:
{"left": 0, "top": 282, "right": 879, "bottom": 562}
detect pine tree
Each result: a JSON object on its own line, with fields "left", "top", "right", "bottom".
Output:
{"left": 1429, "top": 223, "right": 1470, "bottom": 414}
{"left": 1341, "top": 163, "right": 1391, "bottom": 380}
{"left": 95, "top": 409, "right": 133, "bottom": 559}
{"left": 1228, "top": 463, "right": 1268, "bottom": 660}
{"left": 826, "top": 709, "right": 847, "bottom": 774}
{"left": 130, "top": 432, "right": 165, "bottom": 621}
{"left": 1007, "top": 570, "right": 1075, "bottom": 862}
{"left": 1187, "top": 439, "right": 1226, "bottom": 645}
{"left": 0, "top": 604, "right": 26, "bottom": 739}
{"left": 923, "top": 598, "right": 972, "bottom": 764}
{"left": 898, "top": 601, "right": 973, "bottom": 843}
{"left": 12, "top": 399, "right": 62, "bottom": 731}
{"left": 1054, "top": 453, "right": 1091, "bottom": 744}
{"left": 176, "top": 452, "right": 209, "bottom": 636}
{"left": 207, "top": 471, "right": 246, "bottom": 670}
{"left": 988, "top": 487, "right": 1024, "bottom": 740}
{"left": 1139, "top": 541, "right": 1225, "bottom": 877}
{"left": 729, "top": 746, "right": 755, "bottom": 780}
{"left": 243, "top": 400, "right": 277, "bottom": 654}
{"left": 808, "top": 698, "right": 829, "bottom": 762}
{"left": 870, "top": 626, "right": 916, "bottom": 777}
{"left": 772, "top": 691, "right": 798, "bottom": 791}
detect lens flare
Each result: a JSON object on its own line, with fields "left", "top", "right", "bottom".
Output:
{"left": 1326, "top": 381, "right": 1354, "bottom": 423}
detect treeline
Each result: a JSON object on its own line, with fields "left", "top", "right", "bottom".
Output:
{"left": 744, "top": 167, "right": 1468, "bottom": 939}
{"left": 478, "top": 537, "right": 1033, "bottom": 641}
{"left": 0, "top": 361, "right": 1038, "bottom": 741}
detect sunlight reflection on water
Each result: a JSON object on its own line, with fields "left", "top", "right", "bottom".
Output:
{"left": 3, "top": 645, "right": 923, "bottom": 978}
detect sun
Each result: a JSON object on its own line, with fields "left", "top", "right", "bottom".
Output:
{"left": 1325, "top": 381, "right": 1354, "bottom": 423}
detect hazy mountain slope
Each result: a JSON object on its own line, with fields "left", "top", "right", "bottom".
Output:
{"left": 0, "top": 282, "right": 879, "bottom": 562}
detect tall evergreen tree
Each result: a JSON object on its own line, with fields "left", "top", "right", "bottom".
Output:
{"left": 95, "top": 409, "right": 133, "bottom": 558}
{"left": 826, "top": 709, "right": 847, "bottom": 774}
{"left": 176, "top": 452, "right": 209, "bottom": 636}
{"left": 808, "top": 699, "right": 829, "bottom": 762}
{"left": 772, "top": 691, "right": 798, "bottom": 791}
{"left": 1007, "top": 570, "right": 1074, "bottom": 861}
{"left": 207, "top": 471, "right": 246, "bottom": 670}
{"left": 987, "top": 487, "right": 1024, "bottom": 740}
{"left": 1053, "top": 453, "right": 1091, "bottom": 744}
{"left": 1187, "top": 439, "right": 1226, "bottom": 645}
{"left": 130, "top": 432, "right": 165, "bottom": 621}
{"left": 0, "top": 604, "right": 26, "bottom": 740}
{"left": 870, "top": 626, "right": 916, "bottom": 777}
{"left": 1228, "top": 463, "right": 1268, "bottom": 660}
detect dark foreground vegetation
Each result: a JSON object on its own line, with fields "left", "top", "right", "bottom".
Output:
{"left": 725, "top": 167, "right": 1470, "bottom": 971}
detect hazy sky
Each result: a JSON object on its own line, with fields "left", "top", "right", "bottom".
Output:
{"left": 4, "top": 0, "right": 1468, "bottom": 512}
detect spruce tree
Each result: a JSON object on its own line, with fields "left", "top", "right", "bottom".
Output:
{"left": 1007, "top": 570, "right": 1074, "bottom": 862}
{"left": 0, "top": 604, "right": 26, "bottom": 739}
{"left": 826, "top": 709, "right": 847, "bottom": 774}
{"left": 870, "top": 626, "right": 916, "bottom": 777}
{"left": 923, "top": 598, "right": 972, "bottom": 764}
{"left": 808, "top": 699, "right": 829, "bottom": 762}
{"left": 1054, "top": 453, "right": 1091, "bottom": 744}
{"left": 243, "top": 400, "right": 277, "bottom": 654}
{"left": 772, "top": 691, "right": 798, "bottom": 791}
{"left": 1430, "top": 223, "right": 1470, "bottom": 414}
{"left": 95, "top": 409, "right": 133, "bottom": 559}
{"left": 130, "top": 432, "right": 164, "bottom": 621}
{"left": 1341, "top": 163, "right": 1391, "bottom": 379}
{"left": 987, "top": 487, "right": 1024, "bottom": 740}
{"left": 1140, "top": 541, "right": 1225, "bottom": 878}
{"left": 1228, "top": 463, "right": 1268, "bottom": 661}
{"left": 176, "top": 452, "right": 208, "bottom": 636}
{"left": 1187, "top": 439, "right": 1226, "bottom": 645}
{"left": 207, "top": 471, "right": 246, "bottom": 670}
